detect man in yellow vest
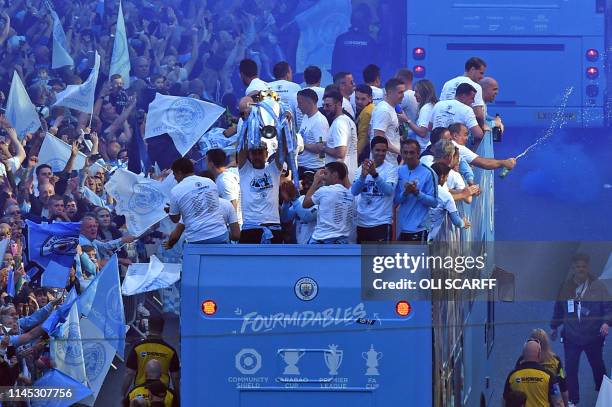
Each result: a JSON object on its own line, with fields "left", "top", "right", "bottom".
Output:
{"left": 124, "top": 359, "right": 179, "bottom": 407}
{"left": 503, "top": 340, "right": 564, "bottom": 407}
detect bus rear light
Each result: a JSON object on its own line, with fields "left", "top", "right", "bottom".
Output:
{"left": 413, "top": 65, "right": 426, "bottom": 78}
{"left": 202, "top": 300, "right": 217, "bottom": 315}
{"left": 413, "top": 47, "right": 426, "bottom": 60}
{"left": 396, "top": 301, "right": 412, "bottom": 317}
{"left": 586, "top": 49, "right": 599, "bottom": 61}
{"left": 586, "top": 67, "right": 599, "bottom": 79}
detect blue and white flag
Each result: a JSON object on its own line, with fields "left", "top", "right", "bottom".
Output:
{"left": 50, "top": 301, "right": 87, "bottom": 385}
{"left": 198, "top": 127, "right": 238, "bottom": 156}
{"left": 144, "top": 93, "right": 225, "bottom": 156}
{"left": 78, "top": 255, "right": 125, "bottom": 358}
{"left": 122, "top": 255, "right": 181, "bottom": 296}
{"left": 30, "top": 369, "right": 92, "bottom": 407}
{"left": 105, "top": 169, "right": 168, "bottom": 236}
{"left": 54, "top": 51, "right": 100, "bottom": 113}
{"left": 78, "top": 317, "right": 115, "bottom": 406}
{"left": 5, "top": 71, "right": 41, "bottom": 139}
{"left": 109, "top": 0, "right": 130, "bottom": 88}
{"left": 81, "top": 186, "right": 108, "bottom": 209}
{"left": 42, "top": 288, "right": 78, "bottom": 336}
{"left": 37, "top": 133, "right": 106, "bottom": 173}
{"left": 41, "top": 260, "right": 71, "bottom": 288}
{"left": 26, "top": 220, "right": 80, "bottom": 268}
{"left": 50, "top": 8, "right": 74, "bottom": 69}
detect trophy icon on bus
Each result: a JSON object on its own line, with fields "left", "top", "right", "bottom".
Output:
{"left": 280, "top": 349, "right": 305, "bottom": 375}
{"left": 362, "top": 344, "right": 383, "bottom": 376}
{"left": 324, "top": 345, "right": 343, "bottom": 375}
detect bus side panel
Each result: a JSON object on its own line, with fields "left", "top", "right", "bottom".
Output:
{"left": 181, "top": 246, "right": 433, "bottom": 407}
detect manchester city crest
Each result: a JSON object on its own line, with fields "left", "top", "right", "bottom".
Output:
{"left": 129, "top": 182, "right": 165, "bottom": 215}
{"left": 41, "top": 235, "right": 79, "bottom": 258}
{"left": 83, "top": 341, "right": 107, "bottom": 381}
{"left": 55, "top": 322, "right": 83, "bottom": 366}
{"left": 294, "top": 277, "right": 318, "bottom": 301}
{"left": 168, "top": 98, "right": 204, "bottom": 131}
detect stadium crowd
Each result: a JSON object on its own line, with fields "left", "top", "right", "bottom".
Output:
{"left": 0, "top": 0, "right": 517, "bottom": 405}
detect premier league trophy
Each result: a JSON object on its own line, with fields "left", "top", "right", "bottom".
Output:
{"left": 237, "top": 89, "right": 302, "bottom": 188}
{"left": 324, "top": 344, "right": 343, "bottom": 375}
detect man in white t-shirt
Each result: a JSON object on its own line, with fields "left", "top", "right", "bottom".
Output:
{"left": 333, "top": 72, "right": 356, "bottom": 120}
{"left": 237, "top": 139, "right": 284, "bottom": 243}
{"left": 350, "top": 136, "right": 397, "bottom": 242}
{"left": 449, "top": 123, "right": 516, "bottom": 171}
{"left": 206, "top": 149, "right": 242, "bottom": 225}
{"left": 268, "top": 61, "right": 302, "bottom": 127}
{"left": 303, "top": 161, "right": 355, "bottom": 244}
{"left": 296, "top": 88, "right": 329, "bottom": 174}
{"left": 370, "top": 78, "right": 409, "bottom": 166}
{"left": 303, "top": 65, "right": 325, "bottom": 108}
{"left": 430, "top": 83, "right": 484, "bottom": 143}
{"left": 240, "top": 58, "right": 269, "bottom": 96}
{"left": 317, "top": 90, "right": 358, "bottom": 183}
{"left": 168, "top": 158, "right": 228, "bottom": 243}
{"left": 396, "top": 68, "right": 418, "bottom": 122}
{"left": 440, "top": 57, "right": 487, "bottom": 128}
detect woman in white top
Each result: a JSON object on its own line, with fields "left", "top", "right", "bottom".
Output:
{"left": 406, "top": 79, "right": 438, "bottom": 151}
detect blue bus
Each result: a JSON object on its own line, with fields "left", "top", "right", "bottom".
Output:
{"left": 181, "top": 131, "right": 497, "bottom": 407}
{"left": 406, "top": 0, "right": 611, "bottom": 128}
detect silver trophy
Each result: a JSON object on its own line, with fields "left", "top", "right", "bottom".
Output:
{"left": 324, "top": 344, "right": 343, "bottom": 375}
{"left": 362, "top": 344, "right": 383, "bottom": 376}
{"left": 280, "top": 349, "right": 305, "bottom": 375}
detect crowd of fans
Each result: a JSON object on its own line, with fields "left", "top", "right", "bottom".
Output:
{"left": 0, "top": 0, "right": 517, "bottom": 405}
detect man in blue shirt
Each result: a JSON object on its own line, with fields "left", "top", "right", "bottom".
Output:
{"left": 393, "top": 139, "right": 437, "bottom": 242}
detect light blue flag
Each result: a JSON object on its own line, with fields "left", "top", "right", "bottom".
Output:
{"left": 53, "top": 52, "right": 100, "bottom": 113}
{"left": 6, "top": 267, "right": 15, "bottom": 297}
{"left": 121, "top": 255, "right": 181, "bottom": 296}
{"left": 109, "top": 0, "right": 130, "bottom": 88}
{"left": 78, "top": 317, "right": 115, "bottom": 406}
{"left": 41, "top": 260, "right": 71, "bottom": 288}
{"left": 30, "top": 369, "right": 92, "bottom": 407}
{"left": 42, "top": 288, "right": 78, "bottom": 336}
{"left": 78, "top": 255, "right": 126, "bottom": 358}
{"left": 26, "top": 220, "right": 80, "bottom": 268}
{"left": 49, "top": 8, "right": 74, "bottom": 69}
{"left": 50, "top": 301, "right": 87, "bottom": 385}
{"left": 5, "top": 71, "right": 41, "bottom": 139}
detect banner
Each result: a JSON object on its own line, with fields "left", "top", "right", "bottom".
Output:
{"left": 54, "top": 51, "right": 100, "bottom": 113}
{"left": 37, "top": 133, "right": 105, "bottom": 173}
{"left": 198, "top": 127, "right": 238, "bottom": 156}
{"left": 144, "top": 93, "right": 225, "bottom": 156}
{"left": 81, "top": 186, "right": 108, "bottom": 209}
{"left": 596, "top": 375, "right": 612, "bottom": 407}
{"left": 76, "top": 318, "right": 115, "bottom": 406}
{"left": 294, "top": 0, "right": 350, "bottom": 84}
{"left": 109, "top": 0, "right": 130, "bottom": 88}
{"left": 78, "top": 255, "right": 126, "bottom": 358}
{"left": 31, "top": 369, "right": 92, "bottom": 407}
{"left": 50, "top": 8, "right": 74, "bottom": 69}
{"left": 42, "top": 288, "right": 78, "bottom": 336}
{"left": 50, "top": 301, "right": 87, "bottom": 385}
{"left": 122, "top": 254, "right": 181, "bottom": 296}
{"left": 26, "top": 220, "right": 80, "bottom": 268}
{"left": 5, "top": 71, "right": 41, "bottom": 139}
{"left": 41, "top": 260, "right": 71, "bottom": 288}
{"left": 105, "top": 169, "right": 168, "bottom": 236}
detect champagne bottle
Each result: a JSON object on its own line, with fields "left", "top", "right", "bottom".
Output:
{"left": 318, "top": 136, "right": 325, "bottom": 159}
{"left": 499, "top": 168, "right": 510, "bottom": 178}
